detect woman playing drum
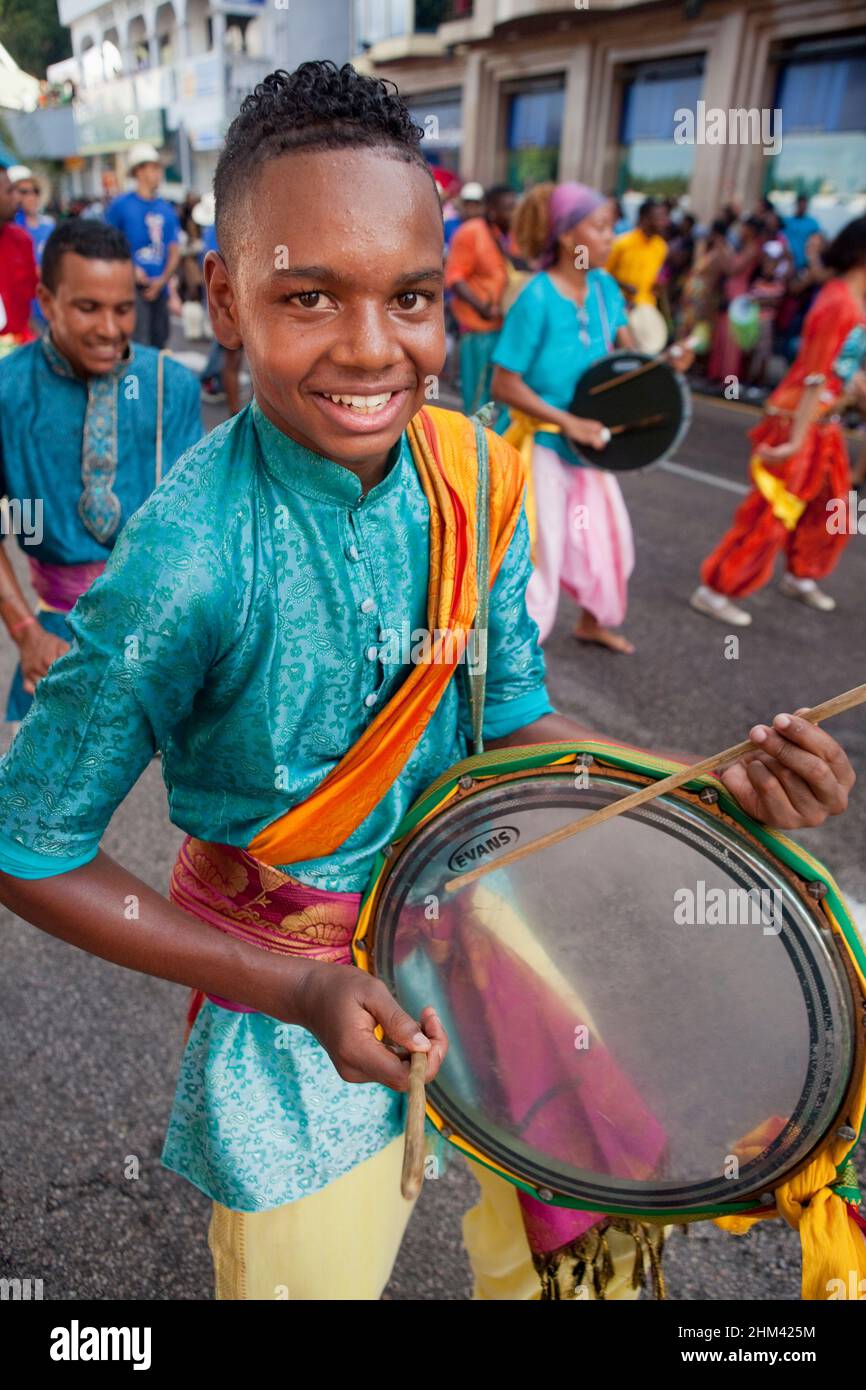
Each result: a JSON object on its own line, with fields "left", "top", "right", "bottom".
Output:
{"left": 491, "top": 183, "right": 692, "bottom": 655}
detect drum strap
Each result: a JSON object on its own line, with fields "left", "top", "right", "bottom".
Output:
{"left": 466, "top": 417, "right": 490, "bottom": 756}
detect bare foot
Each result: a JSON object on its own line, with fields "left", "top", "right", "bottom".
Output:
{"left": 573, "top": 618, "right": 635, "bottom": 654}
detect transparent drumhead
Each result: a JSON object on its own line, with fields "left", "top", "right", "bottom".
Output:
{"left": 374, "top": 774, "right": 854, "bottom": 1211}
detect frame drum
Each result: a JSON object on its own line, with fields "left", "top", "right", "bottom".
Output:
{"left": 568, "top": 350, "right": 691, "bottom": 472}
{"left": 354, "top": 742, "right": 865, "bottom": 1222}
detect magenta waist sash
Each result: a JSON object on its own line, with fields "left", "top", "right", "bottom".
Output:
{"left": 28, "top": 556, "right": 107, "bottom": 613}
{"left": 169, "top": 836, "right": 361, "bottom": 1019}
{"left": 170, "top": 838, "right": 662, "bottom": 1290}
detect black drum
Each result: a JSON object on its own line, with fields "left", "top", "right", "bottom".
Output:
{"left": 568, "top": 350, "right": 691, "bottom": 472}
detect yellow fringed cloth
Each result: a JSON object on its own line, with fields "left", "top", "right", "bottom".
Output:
{"left": 499, "top": 409, "right": 565, "bottom": 557}
{"left": 247, "top": 406, "right": 527, "bottom": 868}
{"left": 714, "top": 920, "right": 866, "bottom": 1301}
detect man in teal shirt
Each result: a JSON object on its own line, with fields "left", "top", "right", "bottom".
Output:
{"left": 0, "top": 217, "right": 201, "bottom": 720}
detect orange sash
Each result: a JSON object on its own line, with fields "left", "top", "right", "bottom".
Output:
{"left": 246, "top": 406, "right": 527, "bottom": 867}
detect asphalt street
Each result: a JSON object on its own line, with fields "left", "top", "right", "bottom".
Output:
{"left": 0, "top": 358, "right": 864, "bottom": 1302}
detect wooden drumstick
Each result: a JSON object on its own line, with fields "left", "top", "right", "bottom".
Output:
{"left": 401, "top": 1050, "right": 428, "bottom": 1200}
{"left": 588, "top": 358, "right": 665, "bottom": 395}
{"left": 445, "top": 683, "right": 866, "bottom": 893}
{"left": 608, "top": 413, "right": 667, "bottom": 435}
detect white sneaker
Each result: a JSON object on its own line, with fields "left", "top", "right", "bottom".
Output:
{"left": 779, "top": 574, "right": 836, "bottom": 611}
{"left": 689, "top": 585, "right": 752, "bottom": 626}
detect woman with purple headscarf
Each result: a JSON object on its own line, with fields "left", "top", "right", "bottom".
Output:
{"left": 492, "top": 183, "right": 675, "bottom": 652}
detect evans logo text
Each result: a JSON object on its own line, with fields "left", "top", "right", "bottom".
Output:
{"left": 447, "top": 826, "right": 519, "bottom": 872}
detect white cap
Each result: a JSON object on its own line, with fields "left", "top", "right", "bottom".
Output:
{"left": 460, "top": 181, "right": 485, "bottom": 202}
{"left": 6, "top": 165, "right": 34, "bottom": 184}
{"left": 192, "top": 191, "right": 215, "bottom": 228}
{"left": 127, "top": 142, "right": 162, "bottom": 173}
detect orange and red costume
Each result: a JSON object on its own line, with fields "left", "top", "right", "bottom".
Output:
{"left": 701, "top": 278, "right": 866, "bottom": 598}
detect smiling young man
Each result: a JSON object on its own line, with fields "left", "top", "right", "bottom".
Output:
{"left": 0, "top": 64, "right": 854, "bottom": 1303}
{"left": 0, "top": 217, "right": 201, "bottom": 721}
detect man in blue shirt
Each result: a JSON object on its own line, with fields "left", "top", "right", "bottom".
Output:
{"left": 0, "top": 217, "right": 201, "bottom": 721}
{"left": 785, "top": 194, "right": 822, "bottom": 271}
{"left": 105, "top": 142, "right": 181, "bottom": 348}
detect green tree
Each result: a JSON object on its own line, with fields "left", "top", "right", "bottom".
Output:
{"left": 0, "top": 0, "right": 71, "bottom": 79}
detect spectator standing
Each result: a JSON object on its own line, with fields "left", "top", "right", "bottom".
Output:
{"left": 662, "top": 211, "right": 696, "bottom": 321}
{"left": 431, "top": 167, "right": 462, "bottom": 246}
{"left": 105, "top": 143, "right": 181, "bottom": 348}
{"left": 785, "top": 194, "right": 822, "bottom": 271}
{"left": 605, "top": 198, "right": 668, "bottom": 307}
{"left": 748, "top": 240, "right": 788, "bottom": 386}
{"left": 457, "top": 180, "right": 485, "bottom": 223}
{"left": 0, "top": 166, "right": 38, "bottom": 355}
{"left": 678, "top": 219, "right": 728, "bottom": 350}
{"left": 9, "top": 166, "right": 55, "bottom": 325}
{"left": 445, "top": 184, "right": 516, "bottom": 414}
{"left": 778, "top": 231, "right": 831, "bottom": 361}
{"left": 707, "top": 215, "right": 765, "bottom": 384}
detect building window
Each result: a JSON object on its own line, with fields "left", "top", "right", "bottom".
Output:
{"left": 355, "top": 0, "right": 409, "bottom": 47}
{"left": 765, "top": 39, "right": 866, "bottom": 219}
{"left": 408, "top": 89, "right": 462, "bottom": 176}
{"left": 618, "top": 56, "right": 704, "bottom": 198}
{"left": 503, "top": 75, "right": 565, "bottom": 189}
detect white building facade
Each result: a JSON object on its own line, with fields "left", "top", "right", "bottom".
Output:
{"left": 49, "top": 0, "right": 353, "bottom": 199}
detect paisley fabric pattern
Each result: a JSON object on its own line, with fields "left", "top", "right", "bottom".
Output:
{"left": 0, "top": 333, "right": 202, "bottom": 566}
{"left": 42, "top": 332, "right": 127, "bottom": 544}
{"left": 170, "top": 836, "right": 359, "bottom": 972}
{"left": 0, "top": 399, "right": 551, "bottom": 892}
{"left": 0, "top": 334, "right": 202, "bottom": 720}
{"left": 0, "top": 398, "right": 552, "bottom": 1208}
{"left": 162, "top": 1003, "right": 405, "bottom": 1211}
{"left": 247, "top": 406, "right": 527, "bottom": 867}
{"left": 162, "top": 837, "right": 401, "bottom": 1208}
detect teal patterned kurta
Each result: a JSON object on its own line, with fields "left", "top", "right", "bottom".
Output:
{"left": 0, "top": 399, "right": 553, "bottom": 1209}
{"left": 0, "top": 334, "right": 202, "bottom": 717}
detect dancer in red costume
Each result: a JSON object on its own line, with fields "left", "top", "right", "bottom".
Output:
{"left": 691, "top": 217, "right": 866, "bottom": 627}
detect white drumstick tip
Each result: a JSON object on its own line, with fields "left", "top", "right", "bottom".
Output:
{"left": 599, "top": 426, "right": 611, "bottom": 446}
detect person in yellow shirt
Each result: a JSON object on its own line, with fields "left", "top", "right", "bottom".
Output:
{"left": 606, "top": 198, "right": 669, "bottom": 308}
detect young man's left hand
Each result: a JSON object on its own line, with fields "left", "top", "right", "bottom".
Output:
{"left": 719, "top": 711, "right": 855, "bottom": 829}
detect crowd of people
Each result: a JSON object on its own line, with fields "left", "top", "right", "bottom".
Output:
{"left": 0, "top": 144, "right": 855, "bottom": 416}
{"left": 438, "top": 174, "right": 843, "bottom": 405}
{"left": 438, "top": 173, "right": 865, "bottom": 645}
{"left": 2, "top": 142, "right": 865, "bottom": 663}
{"left": 0, "top": 59, "right": 861, "bottom": 1307}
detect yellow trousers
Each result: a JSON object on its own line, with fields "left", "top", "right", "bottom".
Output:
{"left": 208, "top": 1136, "right": 644, "bottom": 1301}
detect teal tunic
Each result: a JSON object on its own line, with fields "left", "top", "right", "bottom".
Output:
{"left": 493, "top": 269, "right": 629, "bottom": 464}
{"left": 0, "top": 399, "right": 553, "bottom": 1209}
{"left": 0, "top": 335, "right": 202, "bottom": 718}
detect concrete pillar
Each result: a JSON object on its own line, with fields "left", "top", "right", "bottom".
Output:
{"left": 173, "top": 0, "right": 189, "bottom": 59}
{"left": 559, "top": 45, "right": 593, "bottom": 183}
{"left": 688, "top": 8, "right": 748, "bottom": 221}
{"left": 463, "top": 53, "right": 499, "bottom": 186}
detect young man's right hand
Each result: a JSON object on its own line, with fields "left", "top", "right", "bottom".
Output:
{"left": 294, "top": 961, "right": 448, "bottom": 1091}
{"left": 17, "top": 625, "right": 70, "bottom": 694}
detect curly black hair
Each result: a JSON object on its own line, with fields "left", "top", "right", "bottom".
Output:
{"left": 214, "top": 61, "right": 432, "bottom": 256}
{"left": 41, "top": 217, "right": 132, "bottom": 292}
